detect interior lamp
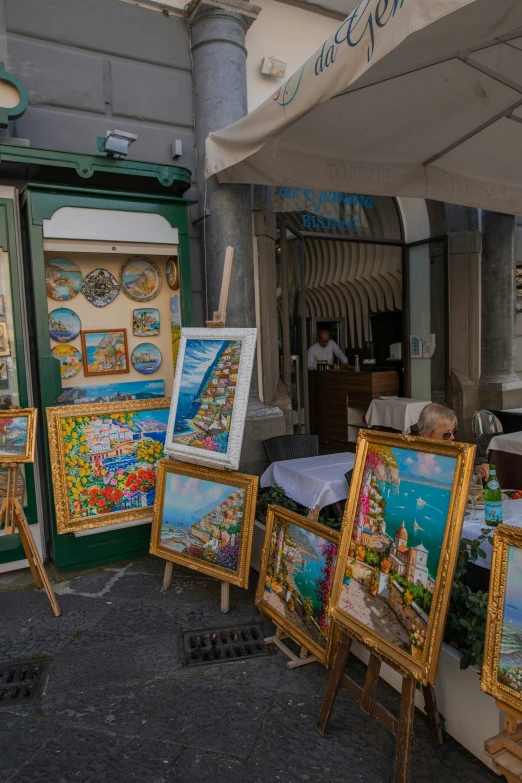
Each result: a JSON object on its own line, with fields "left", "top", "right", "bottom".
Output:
{"left": 97, "top": 130, "right": 137, "bottom": 158}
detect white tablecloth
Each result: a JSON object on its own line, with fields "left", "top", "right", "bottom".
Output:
{"left": 462, "top": 500, "right": 522, "bottom": 569}
{"left": 488, "top": 431, "right": 522, "bottom": 456}
{"left": 260, "top": 452, "right": 355, "bottom": 510}
{"left": 365, "top": 397, "right": 431, "bottom": 434}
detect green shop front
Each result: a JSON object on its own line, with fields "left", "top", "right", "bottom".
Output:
{"left": 0, "top": 145, "right": 194, "bottom": 573}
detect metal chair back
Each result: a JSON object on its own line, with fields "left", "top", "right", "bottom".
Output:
{"left": 262, "top": 434, "right": 319, "bottom": 464}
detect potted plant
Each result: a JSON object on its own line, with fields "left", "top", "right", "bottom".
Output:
{"left": 369, "top": 576, "right": 379, "bottom": 596}
{"left": 344, "top": 564, "right": 353, "bottom": 586}
{"left": 409, "top": 626, "right": 425, "bottom": 661}
{"left": 380, "top": 557, "right": 390, "bottom": 575}
{"left": 348, "top": 541, "right": 356, "bottom": 558}
{"left": 356, "top": 545, "right": 365, "bottom": 562}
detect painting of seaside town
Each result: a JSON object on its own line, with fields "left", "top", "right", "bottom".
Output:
{"left": 55, "top": 379, "right": 165, "bottom": 406}
{"left": 337, "top": 444, "right": 458, "bottom": 660}
{"left": 263, "top": 513, "right": 338, "bottom": 651}
{"left": 60, "top": 407, "right": 168, "bottom": 522}
{"left": 159, "top": 472, "right": 245, "bottom": 572}
{"left": 172, "top": 339, "right": 241, "bottom": 454}
{"left": 0, "top": 414, "right": 28, "bottom": 457}
{"left": 82, "top": 330, "right": 129, "bottom": 376}
{"left": 498, "top": 546, "right": 522, "bottom": 694}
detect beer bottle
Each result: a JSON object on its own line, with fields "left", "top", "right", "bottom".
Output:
{"left": 484, "top": 464, "right": 503, "bottom": 526}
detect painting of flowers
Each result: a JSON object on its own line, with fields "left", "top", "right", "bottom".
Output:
{"left": 150, "top": 459, "right": 258, "bottom": 587}
{"left": 330, "top": 431, "right": 474, "bottom": 683}
{"left": 256, "top": 506, "right": 339, "bottom": 666}
{"left": 165, "top": 327, "right": 256, "bottom": 470}
{"left": 47, "top": 399, "right": 170, "bottom": 533}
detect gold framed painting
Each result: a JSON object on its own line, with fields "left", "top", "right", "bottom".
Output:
{"left": 46, "top": 398, "right": 170, "bottom": 533}
{"left": 150, "top": 459, "right": 258, "bottom": 588}
{"left": 482, "top": 525, "right": 522, "bottom": 712}
{"left": 329, "top": 430, "right": 475, "bottom": 685}
{"left": 0, "top": 322, "right": 10, "bottom": 356}
{"left": 0, "top": 408, "right": 37, "bottom": 463}
{"left": 256, "top": 505, "right": 339, "bottom": 667}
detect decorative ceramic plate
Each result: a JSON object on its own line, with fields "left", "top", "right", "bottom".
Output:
{"left": 82, "top": 268, "right": 120, "bottom": 307}
{"left": 49, "top": 308, "right": 81, "bottom": 343}
{"left": 51, "top": 344, "right": 82, "bottom": 379}
{"left": 120, "top": 256, "right": 162, "bottom": 302}
{"left": 133, "top": 308, "right": 160, "bottom": 337}
{"left": 45, "top": 258, "right": 83, "bottom": 301}
{"left": 131, "top": 343, "right": 162, "bottom": 374}
{"left": 166, "top": 256, "right": 179, "bottom": 290}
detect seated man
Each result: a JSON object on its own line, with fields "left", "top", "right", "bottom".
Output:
{"left": 307, "top": 330, "right": 351, "bottom": 370}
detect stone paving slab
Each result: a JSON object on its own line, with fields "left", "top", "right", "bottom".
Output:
{"left": 166, "top": 749, "right": 327, "bottom": 783}
{"left": 0, "top": 713, "right": 57, "bottom": 783}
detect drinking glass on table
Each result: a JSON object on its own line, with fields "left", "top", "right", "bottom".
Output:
{"left": 468, "top": 472, "right": 483, "bottom": 520}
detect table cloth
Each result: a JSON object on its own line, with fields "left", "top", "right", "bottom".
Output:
{"left": 260, "top": 452, "right": 355, "bottom": 510}
{"left": 365, "top": 398, "right": 431, "bottom": 434}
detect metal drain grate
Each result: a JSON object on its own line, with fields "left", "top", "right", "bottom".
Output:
{"left": 0, "top": 658, "right": 51, "bottom": 706}
{"left": 182, "top": 623, "right": 274, "bottom": 667}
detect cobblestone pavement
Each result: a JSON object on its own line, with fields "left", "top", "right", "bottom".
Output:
{"left": 0, "top": 557, "right": 498, "bottom": 783}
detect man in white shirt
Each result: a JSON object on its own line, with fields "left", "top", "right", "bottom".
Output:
{"left": 308, "top": 330, "right": 351, "bottom": 369}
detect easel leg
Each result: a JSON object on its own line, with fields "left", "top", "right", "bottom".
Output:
{"left": 394, "top": 676, "right": 416, "bottom": 783}
{"left": 361, "top": 654, "right": 381, "bottom": 715}
{"left": 422, "top": 684, "right": 443, "bottom": 745}
{"left": 221, "top": 581, "right": 230, "bottom": 613}
{"left": 162, "top": 560, "right": 173, "bottom": 590}
{"left": 317, "top": 631, "right": 352, "bottom": 736}
{"left": 15, "top": 502, "right": 60, "bottom": 617}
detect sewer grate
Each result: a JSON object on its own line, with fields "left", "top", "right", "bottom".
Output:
{"left": 0, "top": 658, "right": 51, "bottom": 706}
{"left": 181, "top": 623, "right": 274, "bottom": 667}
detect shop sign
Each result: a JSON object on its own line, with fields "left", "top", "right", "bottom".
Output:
{"left": 278, "top": 186, "right": 375, "bottom": 233}
{"left": 301, "top": 214, "right": 359, "bottom": 233}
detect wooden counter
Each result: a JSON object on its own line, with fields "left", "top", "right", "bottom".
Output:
{"left": 308, "top": 369, "right": 399, "bottom": 445}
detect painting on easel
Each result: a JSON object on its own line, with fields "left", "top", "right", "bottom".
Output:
{"left": 482, "top": 525, "right": 522, "bottom": 712}
{"left": 256, "top": 506, "right": 339, "bottom": 666}
{"left": 0, "top": 409, "right": 37, "bottom": 463}
{"left": 330, "top": 430, "right": 474, "bottom": 684}
{"left": 164, "top": 327, "right": 256, "bottom": 471}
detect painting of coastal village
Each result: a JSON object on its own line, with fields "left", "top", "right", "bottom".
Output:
{"left": 497, "top": 546, "right": 522, "bottom": 694}
{"left": 172, "top": 339, "right": 241, "bottom": 454}
{"left": 159, "top": 472, "right": 245, "bottom": 572}
{"left": 337, "top": 444, "right": 457, "bottom": 660}
{"left": 81, "top": 329, "right": 129, "bottom": 376}
{"left": 59, "top": 407, "right": 168, "bottom": 523}
{"left": 261, "top": 511, "right": 338, "bottom": 655}
{"left": 0, "top": 414, "right": 28, "bottom": 457}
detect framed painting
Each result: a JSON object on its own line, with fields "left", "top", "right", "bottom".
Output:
{"left": 81, "top": 329, "right": 129, "bottom": 377}
{"left": 256, "top": 505, "right": 339, "bottom": 667}
{"left": 0, "top": 322, "right": 10, "bottom": 356}
{"left": 329, "top": 430, "right": 475, "bottom": 685}
{"left": 150, "top": 459, "right": 258, "bottom": 588}
{"left": 0, "top": 408, "right": 37, "bottom": 463}
{"left": 482, "top": 525, "right": 522, "bottom": 712}
{"left": 164, "top": 327, "right": 257, "bottom": 470}
{"left": 46, "top": 398, "right": 170, "bottom": 533}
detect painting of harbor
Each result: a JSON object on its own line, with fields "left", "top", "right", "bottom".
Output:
{"left": 55, "top": 379, "right": 165, "bottom": 405}
{"left": 261, "top": 510, "right": 338, "bottom": 654}
{"left": 498, "top": 546, "right": 522, "bottom": 694}
{"left": 172, "top": 338, "right": 241, "bottom": 454}
{"left": 159, "top": 472, "right": 245, "bottom": 572}
{"left": 82, "top": 329, "right": 129, "bottom": 376}
{"left": 337, "top": 444, "right": 457, "bottom": 659}
{"left": 60, "top": 406, "right": 168, "bottom": 521}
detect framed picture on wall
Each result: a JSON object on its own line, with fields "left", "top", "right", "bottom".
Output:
{"left": 81, "top": 329, "right": 129, "bottom": 377}
{"left": 0, "top": 322, "right": 10, "bottom": 356}
{"left": 164, "top": 327, "right": 257, "bottom": 471}
{"left": 0, "top": 408, "right": 37, "bottom": 463}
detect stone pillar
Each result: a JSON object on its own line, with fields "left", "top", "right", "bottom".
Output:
{"left": 480, "top": 210, "right": 522, "bottom": 410}
{"left": 188, "top": 0, "right": 286, "bottom": 474}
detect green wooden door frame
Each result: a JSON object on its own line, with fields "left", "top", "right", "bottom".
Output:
{"left": 23, "top": 184, "right": 194, "bottom": 572}
{"left": 0, "top": 196, "right": 39, "bottom": 564}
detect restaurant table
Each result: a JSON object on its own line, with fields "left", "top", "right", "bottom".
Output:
{"left": 260, "top": 452, "right": 355, "bottom": 511}
{"left": 462, "top": 499, "right": 522, "bottom": 569}
{"left": 365, "top": 397, "right": 431, "bottom": 434}
{"left": 488, "top": 431, "right": 522, "bottom": 489}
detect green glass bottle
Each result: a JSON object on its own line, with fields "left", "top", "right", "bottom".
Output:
{"left": 484, "top": 464, "right": 503, "bottom": 526}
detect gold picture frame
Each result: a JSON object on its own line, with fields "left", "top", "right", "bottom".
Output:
{"left": 0, "top": 408, "right": 37, "bottom": 463}
{"left": 256, "top": 505, "right": 340, "bottom": 667}
{"left": 0, "top": 322, "right": 10, "bottom": 356}
{"left": 149, "top": 459, "right": 258, "bottom": 588}
{"left": 482, "top": 524, "right": 522, "bottom": 712}
{"left": 46, "top": 398, "right": 170, "bottom": 533}
{"left": 329, "top": 430, "right": 474, "bottom": 685}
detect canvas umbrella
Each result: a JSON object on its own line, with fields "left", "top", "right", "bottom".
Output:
{"left": 206, "top": 0, "right": 522, "bottom": 214}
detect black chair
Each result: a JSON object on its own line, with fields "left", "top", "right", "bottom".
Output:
{"left": 489, "top": 410, "right": 522, "bottom": 435}
{"left": 262, "top": 434, "right": 319, "bottom": 464}
{"left": 345, "top": 469, "right": 353, "bottom": 489}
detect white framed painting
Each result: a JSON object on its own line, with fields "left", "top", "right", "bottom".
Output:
{"left": 165, "top": 327, "right": 257, "bottom": 470}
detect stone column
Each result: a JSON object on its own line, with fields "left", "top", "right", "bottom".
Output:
{"left": 188, "top": 0, "right": 287, "bottom": 474}
{"left": 480, "top": 210, "right": 522, "bottom": 410}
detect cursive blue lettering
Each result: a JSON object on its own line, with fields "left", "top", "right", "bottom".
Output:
{"left": 333, "top": 0, "right": 405, "bottom": 64}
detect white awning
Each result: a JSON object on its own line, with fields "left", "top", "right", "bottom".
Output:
{"left": 206, "top": 0, "right": 522, "bottom": 214}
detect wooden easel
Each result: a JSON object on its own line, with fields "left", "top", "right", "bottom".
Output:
{"left": 317, "top": 630, "right": 443, "bottom": 783}
{"left": 484, "top": 701, "right": 522, "bottom": 781}
{"left": 163, "top": 246, "right": 235, "bottom": 614}
{"left": 1, "top": 463, "right": 61, "bottom": 617}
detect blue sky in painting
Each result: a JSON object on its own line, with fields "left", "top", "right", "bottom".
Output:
{"left": 180, "top": 339, "right": 227, "bottom": 394}
{"left": 392, "top": 446, "right": 456, "bottom": 489}
{"left": 170, "top": 296, "right": 180, "bottom": 324}
{"left": 504, "top": 547, "right": 522, "bottom": 621}
{"left": 164, "top": 472, "right": 233, "bottom": 515}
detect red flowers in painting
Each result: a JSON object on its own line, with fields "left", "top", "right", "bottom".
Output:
{"left": 125, "top": 468, "right": 156, "bottom": 493}
{"left": 81, "top": 484, "right": 123, "bottom": 509}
